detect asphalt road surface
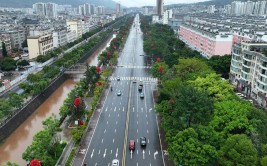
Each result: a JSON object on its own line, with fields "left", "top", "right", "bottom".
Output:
{"left": 82, "top": 14, "right": 164, "bottom": 166}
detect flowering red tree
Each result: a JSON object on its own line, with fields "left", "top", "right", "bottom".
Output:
{"left": 106, "top": 51, "right": 111, "bottom": 57}
{"left": 156, "top": 57, "right": 161, "bottom": 62}
{"left": 96, "top": 66, "right": 101, "bottom": 73}
{"left": 158, "top": 66, "right": 164, "bottom": 73}
{"left": 113, "top": 45, "right": 117, "bottom": 49}
{"left": 29, "top": 159, "right": 41, "bottom": 166}
{"left": 150, "top": 43, "right": 154, "bottom": 47}
{"left": 74, "top": 97, "right": 81, "bottom": 107}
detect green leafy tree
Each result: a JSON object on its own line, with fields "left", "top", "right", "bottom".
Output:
{"left": 17, "top": 59, "right": 30, "bottom": 66}
{"left": 174, "top": 58, "right": 214, "bottom": 81}
{"left": 2, "top": 41, "right": 8, "bottom": 57}
{"left": 189, "top": 73, "right": 234, "bottom": 101}
{"left": 168, "top": 128, "right": 218, "bottom": 166}
{"left": 261, "top": 156, "right": 267, "bottom": 166}
{"left": 0, "top": 58, "right": 16, "bottom": 71}
{"left": 207, "top": 55, "right": 231, "bottom": 79}
{"left": 0, "top": 98, "right": 12, "bottom": 119}
{"left": 173, "top": 85, "right": 213, "bottom": 129}
{"left": 210, "top": 100, "right": 253, "bottom": 137}
{"left": 27, "top": 73, "right": 42, "bottom": 83}
{"left": 8, "top": 92, "right": 24, "bottom": 109}
{"left": 218, "top": 134, "right": 258, "bottom": 166}
{"left": 3, "top": 161, "right": 19, "bottom": 166}
{"left": 151, "top": 62, "right": 169, "bottom": 78}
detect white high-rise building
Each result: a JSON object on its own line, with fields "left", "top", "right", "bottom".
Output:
{"left": 84, "top": 3, "right": 91, "bottom": 15}
{"left": 79, "top": 5, "right": 85, "bottom": 15}
{"left": 207, "top": 5, "right": 216, "bottom": 14}
{"left": 231, "top": 1, "right": 244, "bottom": 15}
{"left": 244, "top": 1, "right": 254, "bottom": 15}
{"left": 97, "top": 6, "right": 104, "bottom": 15}
{"left": 224, "top": 5, "right": 231, "bottom": 15}
{"left": 259, "top": 1, "right": 267, "bottom": 16}
{"left": 253, "top": 1, "right": 261, "bottom": 15}
{"left": 90, "top": 4, "right": 95, "bottom": 15}
{"left": 33, "top": 3, "right": 45, "bottom": 16}
{"left": 45, "top": 3, "right": 57, "bottom": 18}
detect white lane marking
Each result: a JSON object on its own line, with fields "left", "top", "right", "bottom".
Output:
{"left": 137, "top": 129, "right": 138, "bottom": 133}
{"left": 91, "top": 149, "right": 94, "bottom": 158}
{"left": 109, "top": 113, "right": 110, "bottom": 117}
{"left": 137, "top": 162, "right": 138, "bottom": 166}
{"left": 143, "top": 150, "right": 145, "bottom": 159}
{"left": 146, "top": 114, "right": 147, "bottom": 118}
{"left": 116, "top": 121, "right": 118, "bottom": 125}
{"left": 116, "top": 148, "right": 118, "bottom": 158}
{"left": 115, "top": 129, "right": 117, "bottom": 133}
{"left": 101, "top": 138, "right": 103, "bottom": 143}
{"left": 130, "top": 150, "right": 133, "bottom": 159}
{"left": 149, "top": 108, "right": 152, "bottom": 112}
{"left": 119, "top": 107, "right": 121, "bottom": 111}
{"left": 103, "top": 149, "right": 107, "bottom": 158}
{"left": 105, "top": 108, "right": 108, "bottom": 112}
{"left": 123, "top": 107, "right": 125, "bottom": 112}
{"left": 107, "top": 121, "right": 108, "bottom": 125}
{"left": 112, "top": 102, "right": 114, "bottom": 105}
{"left": 104, "top": 129, "right": 106, "bottom": 134}
{"left": 149, "top": 150, "right": 150, "bottom": 155}
{"left": 154, "top": 151, "right": 158, "bottom": 160}
{"left": 141, "top": 107, "right": 143, "bottom": 112}
{"left": 113, "top": 138, "right": 115, "bottom": 143}
{"left": 147, "top": 130, "right": 149, "bottom": 134}
{"left": 137, "top": 121, "right": 138, "bottom": 125}
{"left": 120, "top": 102, "right": 121, "bottom": 105}
{"left": 98, "top": 149, "right": 100, "bottom": 154}
{"left": 111, "top": 149, "right": 113, "bottom": 154}
{"left": 95, "top": 163, "right": 97, "bottom": 166}
{"left": 118, "top": 113, "right": 120, "bottom": 117}
{"left": 147, "top": 121, "right": 148, "bottom": 125}
{"left": 150, "top": 164, "right": 152, "bottom": 166}
{"left": 148, "top": 139, "right": 150, "bottom": 143}
{"left": 114, "top": 107, "right": 116, "bottom": 112}
{"left": 137, "top": 149, "right": 138, "bottom": 155}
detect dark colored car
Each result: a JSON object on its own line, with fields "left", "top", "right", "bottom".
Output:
{"left": 138, "top": 85, "right": 142, "bottom": 91}
{"left": 129, "top": 140, "right": 135, "bottom": 150}
{"left": 140, "top": 137, "right": 147, "bottom": 147}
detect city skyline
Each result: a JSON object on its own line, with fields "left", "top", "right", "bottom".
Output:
{"left": 113, "top": 0, "right": 210, "bottom": 7}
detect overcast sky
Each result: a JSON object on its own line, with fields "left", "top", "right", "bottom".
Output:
{"left": 113, "top": 0, "right": 210, "bottom": 8}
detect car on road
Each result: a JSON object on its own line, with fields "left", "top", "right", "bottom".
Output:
{"left": 117, "top": 76, "right": 120, "bottom": 81}
{"left": 117, "top": 90, "right": 121, "bottom": 96}
{"left": 132, "top": 79, "right": 137, "bottom": 83}
{"left": 140, "top": 92, "right": 144, "bottom": 99}
{"left": 140, "top": 137, "right": 147, "bottom": 147}
{"left": 129, "top": 140, "right": 135, "bottom": 150}
{"left": 138, "top": 85, "right": 142, "bottom": 91}
{"left": 112, "top": 159, "right": 119, "bottom": 166}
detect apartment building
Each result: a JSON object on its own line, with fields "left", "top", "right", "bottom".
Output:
{"left": 53, "top": 28, "right": 68, "bottom": 48}
{"left": 67, "top": 30, "right": 77, "bottom": 43}
{"left": 179, "top": 24, "right": 233, "bottom": 58}
{"left": 66, "top": 20, "right": 83, "bottom": 39}
{"left": 0, "top": 34, "right": 12, "bottom": 53}
{"left": 7, "top": 29, "right": 26, "bottom": 49}
{"left": 27, "top": 32, "right": 53, "bottom": 59}
{"left": 230, "top": 41, "right": 267, "bottom": 107}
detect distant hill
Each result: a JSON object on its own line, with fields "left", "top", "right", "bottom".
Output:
{"left": 0, "top": 0, "right": 117, "bottom": 8}
{"left": 196, "top": 0, "right": 260, "bottom": 6}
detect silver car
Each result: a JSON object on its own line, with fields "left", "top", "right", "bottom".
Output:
{"left": 112, "top": 159, "right": 119, "bottom": 166}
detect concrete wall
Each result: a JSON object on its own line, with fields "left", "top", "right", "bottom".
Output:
{"left": 0, "top": 74, "right": 67, "bottom": 141}
{"left": 0, "top": 31, "right": 114, "bottom": 142}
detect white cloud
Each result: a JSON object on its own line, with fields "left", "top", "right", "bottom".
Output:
{"left": 113, "top": 0, "right": 210, "bottom": 7}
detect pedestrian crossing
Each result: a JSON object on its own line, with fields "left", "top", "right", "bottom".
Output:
{"left": 114, "top": 65, "right": 151, "bottom": 69}
{"left": 109, "top": 76, "right": 158, "bottom": 81}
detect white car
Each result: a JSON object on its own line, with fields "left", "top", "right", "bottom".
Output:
{"left": 112, "top": 159, "right": 119, "bottom": 166}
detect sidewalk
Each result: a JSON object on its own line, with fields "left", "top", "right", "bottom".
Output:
{"left": 71, "top": 85, "right": 110, "bottom": 165}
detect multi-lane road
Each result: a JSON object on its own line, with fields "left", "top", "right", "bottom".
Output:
{"left": 81, "top": 14, "right": 164, "bottom": 166}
